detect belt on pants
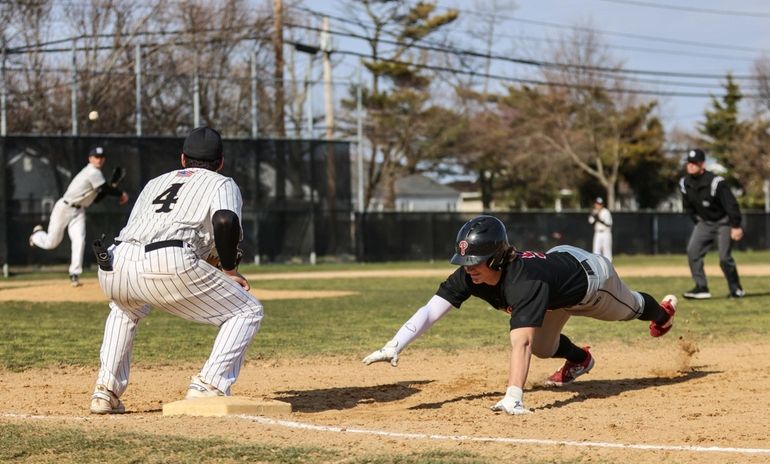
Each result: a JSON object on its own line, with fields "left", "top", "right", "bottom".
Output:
{"left": 63, "top": 200, "right": 82, "bottom": 209}
{"left": 579, "top": 259, "right": 595, "bottom": 276}
{"left": 113, "top": 239, "right": 185, "bottom": 252}
{"left": 144, "top": 240, "right": 184, "bottom": 252}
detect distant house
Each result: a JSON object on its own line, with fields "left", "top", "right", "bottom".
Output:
{"left": 369, "top": 174, "right": 461, "bottom": 212}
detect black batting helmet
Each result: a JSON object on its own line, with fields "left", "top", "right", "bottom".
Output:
{"left": 450, "top": 215, "right": 510, "bottom": 270}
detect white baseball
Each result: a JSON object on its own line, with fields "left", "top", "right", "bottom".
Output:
{"left": 88, "top": 110, "right": 99, "bottom": 121}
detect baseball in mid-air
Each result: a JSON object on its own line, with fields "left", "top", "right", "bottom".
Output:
{"left": 88, "top": 110, "right": 99, "bottom": 121}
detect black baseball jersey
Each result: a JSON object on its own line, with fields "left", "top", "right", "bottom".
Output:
{"left": 436, "top": 251, "right": 588, "bottom": 330}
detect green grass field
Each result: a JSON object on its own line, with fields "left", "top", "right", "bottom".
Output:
{"left": 2, "top": 254, "right": 770, "bottom": 463}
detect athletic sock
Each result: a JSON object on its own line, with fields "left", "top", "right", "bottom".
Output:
{"left": 638, "top": 292, "right": 669, "bottom": 325}
{"left": 552, "top": 334, "right": 588, "bottom": 363}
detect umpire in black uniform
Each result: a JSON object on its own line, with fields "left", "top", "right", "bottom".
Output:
{"left": 680, "top": 148, "right": 745, "bottom": 299}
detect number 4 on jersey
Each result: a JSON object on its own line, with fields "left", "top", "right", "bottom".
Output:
{"left": 152, "top": 183, "right": 184, "bottom": 212}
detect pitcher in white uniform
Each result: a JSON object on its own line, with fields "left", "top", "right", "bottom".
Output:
{"left": 89, "top": 127, "right": 264, "bottom": 415}
{"left": 588, "top": 197, "right": 613, "bottom": 261}
{"left": 29, "top": 146, "right": 129, "bottom": 287}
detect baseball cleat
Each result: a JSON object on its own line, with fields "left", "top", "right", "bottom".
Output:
{"left": 185, "top": 375, "right": 226, "bottom": 400}
{"left": 728, "top": 288, "right": 745, "bottom": 299}
{"left": 683, "top": 286, "right": 711, "bottom": 299}
{"left": 545, "top": 347, "right": 594, "bottom": 387}
{"left": 70, "top": 274, "right": 82, "bottom": 287}
{"left": 650, "top": 294, "right": 677, "bottom": 337}
{"left": 90, "top": 385, "right": 125, "bottom": 414}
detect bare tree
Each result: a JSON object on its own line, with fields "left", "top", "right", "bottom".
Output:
{"left": 521, "top": 26, "right": 662, "bottom": 209}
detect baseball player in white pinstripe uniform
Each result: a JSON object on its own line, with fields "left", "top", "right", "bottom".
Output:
{"left": 90, "top": 127, "right": 263, "bottom": 414}
{"left": 29, "top": 146, "right": 129, "bottom": 287}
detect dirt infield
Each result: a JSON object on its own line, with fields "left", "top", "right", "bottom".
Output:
{"left": 0, "top": 278, "right": 355, "bottom": 302}
{"left": 2, "top": 267, "right": 770, "bottom": 462}
{"left": 1, "top": 340, "right": 770, "bottom": 463}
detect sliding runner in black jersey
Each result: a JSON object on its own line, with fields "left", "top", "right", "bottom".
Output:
{"left": 363, "top": 215, "right": 677, "bottom": 416}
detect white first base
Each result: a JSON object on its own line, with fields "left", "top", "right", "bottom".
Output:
{"left": 162, "top": 396, "right": 292, "bottom": 417}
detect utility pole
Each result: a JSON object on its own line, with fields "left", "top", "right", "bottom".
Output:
{"left": 273, "top": 0, "right": 285, "bottom": 137}
{"left": 320, "top": 16, "right": 336, "bottom": 254}
{"left": 321, "top": 16, "right": 334, "bottom": 140}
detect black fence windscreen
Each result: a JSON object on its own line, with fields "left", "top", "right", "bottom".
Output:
{"left": 354, "top": 211, "right": 760, "bottom": 263}
{"left": 2, "top": 135, "right": 352, "bottom": 267}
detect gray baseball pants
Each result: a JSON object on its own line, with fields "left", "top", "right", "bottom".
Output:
{"left": 531, "top": 245, "right": 646, "bottom": 358}
{"left": 687, "top": 217, "right": 741, "bottom": 292}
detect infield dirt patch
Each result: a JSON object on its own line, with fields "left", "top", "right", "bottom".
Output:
{"left": 2, "top": 339, "right": 770, "bottom": 463}
{"left": 0, "top": 278, "right": 355, "bottom": 302}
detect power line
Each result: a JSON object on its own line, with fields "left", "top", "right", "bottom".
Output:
{"left": 432, "top": 4, "right": 763, "bottom": 54}
{"left": 294, "top": 5, "right": 758, "bottom": 65}
{"left": 4, "top": 8, "right": 762, "bottom": 97}
{"left": 595, "top": 0, "right": 770, "bottom": 17}
{"left": 332, "top": 48, "right": 762, "bottom": 99}
{"left": 286, "top": 21, "right": 758, "bottom": 82}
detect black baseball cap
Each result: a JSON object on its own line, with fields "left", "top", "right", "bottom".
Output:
{"left": 182, "top": 127, "right": 223, "bottom": 161}
{"left": 89, "top": 146, "right": 105, "bottom": 157}
{"left": 686, "top": 148, "right": 705, "bottom": 163}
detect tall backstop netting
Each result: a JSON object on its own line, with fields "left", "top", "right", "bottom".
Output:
{"left": 2, "top": 135, "right": 352, "bottom": 268}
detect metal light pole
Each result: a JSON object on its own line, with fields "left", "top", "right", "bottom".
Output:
{"left": 134, "top": 43, "right": 142, "bottom": 136}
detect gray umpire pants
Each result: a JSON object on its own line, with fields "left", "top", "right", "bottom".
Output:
{"left": 687, "top": 217, "right": 741, "bottom": 292}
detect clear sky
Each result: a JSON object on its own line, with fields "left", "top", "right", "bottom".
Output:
{"left": 302, "top": 0, "right": 770, "bottom": 135}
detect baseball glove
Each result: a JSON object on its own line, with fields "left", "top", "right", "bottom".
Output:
{"left": 205, "top": 253, "right": 221, "bottom": 268}
{"left": 109, "top": 166, "right": 126, "bottom": 187}
{"left": 205, "top": 248, "right": 243, "bottom": 270}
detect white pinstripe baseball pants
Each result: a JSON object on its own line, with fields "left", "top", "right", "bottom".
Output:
{"left": 96, "top": 242, "right": 263, "bottom": 397}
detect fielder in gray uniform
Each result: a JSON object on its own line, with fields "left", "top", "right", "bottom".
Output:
{"left": 680, "top": 148, "right": 744, "bottom": 299}
{"left": 364, "top": 215, "right": 677, "bottom": 415}
{"left": 29, "top": 146, "right": 129, "bottom": 287}
{"left": 90, "top": 127, "right": 263, "bottom": 414}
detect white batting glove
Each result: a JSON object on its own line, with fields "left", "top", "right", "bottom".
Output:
{"left": 491, "top": 386, "right": 532, "bottom": 415}
{"left": 362, "top": 340, "right": 400, "bottom": 367}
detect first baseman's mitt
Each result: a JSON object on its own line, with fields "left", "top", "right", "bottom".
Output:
{"left": 205, "top": 248, "right": 244, "bottom": 270}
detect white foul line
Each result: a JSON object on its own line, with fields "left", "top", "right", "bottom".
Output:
{"left": 4, "top": 411, "right": 770, "bottom": 456}
{"left": 239, "top": 415, "right": 770, "bottom": 456}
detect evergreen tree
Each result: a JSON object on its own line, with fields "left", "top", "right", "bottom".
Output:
{"left": 698, "top": 73, "right": 743, "bottom": 170}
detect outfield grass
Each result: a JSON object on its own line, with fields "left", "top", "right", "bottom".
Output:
{"left": 2, "top": 272, "right": 770, "bottom": 371}
{"left": 0, "top": 423, "right": 506, "bottom": 464}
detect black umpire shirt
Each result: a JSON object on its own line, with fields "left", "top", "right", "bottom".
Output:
{"left": 436, "top": 251, "right": 588, "bottom": 330}
{"left": 680, "top": 171, "right": 742, "bottom": 227}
